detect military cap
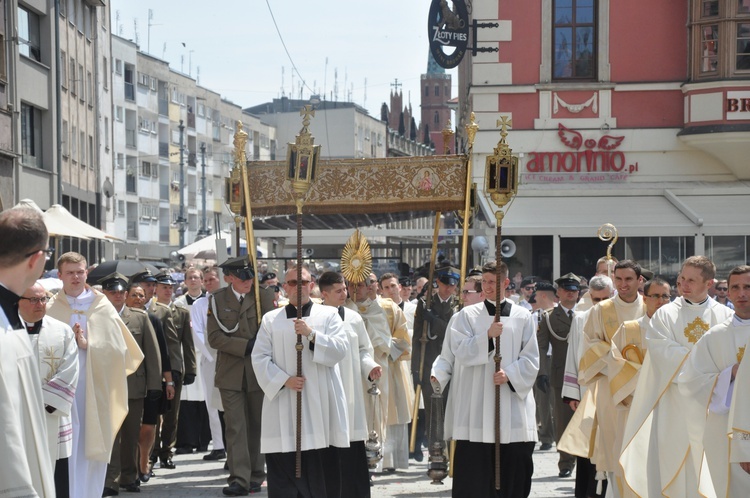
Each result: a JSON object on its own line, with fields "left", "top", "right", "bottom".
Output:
{"left": 437, "top": 266, "right": 461, "bottom": 286}
{"left": 467, "top": 267, "right": 483, "bottom": 277}
{"left": 641, "top": 269, "right": 655, "bottom": 281}
{"left": 219, "top": 257, "right": 255, "bottom": 281}
{"left": 535, "top": 281, "right": 556, "bottom": 294}
{"left": 506, "top": 281, "right": 516, "bottom": 291}
{"left": 129, "top": 269, "right": 157, "bottom": 284}
{"left": 528, "top": 292, "right": 537, "bottom": 304}
{"left": 99, "top": 272, "right": 128, "bottom": 292}
{"left": 259, "top": 272, "right": 277, "bottom": 284}
{"left": 520, "top": 276, "right": 538, "bottom": 288}
{"left": 555, "top": 272, "right": 581, "bottom": 291}
{"left": 155, "top": 270, "right": 176, "bottom": 286}
{"left": 398, "top": 276, "right": 413, "bottom": 288}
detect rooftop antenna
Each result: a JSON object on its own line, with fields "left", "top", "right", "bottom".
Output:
{"left": 364, "top": 77, "right": 367, "bottom": 110}
{"left": 147, "top": 9, "right": 153, "bottom": 53}
{"left": 291, "top": 68, "right": 295, "bottom": 101}
{"left": 115, "top": 10, "right": 121, "bottom": 37}
{"left": 333, "top": 67, "right": 339, "bottom": 102}
{"left": 323, "top": 57, "right": 328, "bottom": 102}
{"left": 181, "top": 54, "right": 184, "bottom": 73}
{"left": 281, "top": 66, "right": 285, "bottom": 97}
{"left": 344, "top": 68, "right": 348, "bottom": 102}
{"left": 196, "top": 66, "right": 201, "bottom": 85}
{"left": 162, "top": 42, "right": 167, "bottom": 59}
{"left": 133, "top": 18, "right": 139, "bottom": 47}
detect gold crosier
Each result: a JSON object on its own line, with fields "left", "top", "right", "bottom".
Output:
{"left": 484, "top": 115, "right": 519, "bottom": 491}
{"left": 286, "top": 105, "right": 320, "bottom": 479}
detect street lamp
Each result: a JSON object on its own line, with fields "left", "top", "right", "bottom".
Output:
{"left": 178, "top": 119, "right": 186, "bottom": 247}
{"left": 196, "top": 142, "right": 209, "bottom": 238}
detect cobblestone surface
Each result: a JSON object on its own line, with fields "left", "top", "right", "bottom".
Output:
{"left": 135, "top": 443, "right": 574, "bottom": 497}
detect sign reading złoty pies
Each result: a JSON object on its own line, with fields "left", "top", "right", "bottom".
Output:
{"left": 428, "top": 0, "right": 469, "bottom": 69}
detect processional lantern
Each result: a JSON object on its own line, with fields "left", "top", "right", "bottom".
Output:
{"left": 483, "top": 115, "right": 519, "bottom": 491}
{"left": 286, "top": 105, "right": 321, "bottom": 479}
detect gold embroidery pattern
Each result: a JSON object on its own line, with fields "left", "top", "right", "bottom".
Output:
{"left": 683, "top": 317, "right": 709, "bottom": 344}
{"left": 42, "top": 346, "right": 62, "bottom": 383}
{"left": 247, "top": 156, "right": 468, "bottom": 216}
{"left": 738, "top": 346, "right": 746, "bottom": 364}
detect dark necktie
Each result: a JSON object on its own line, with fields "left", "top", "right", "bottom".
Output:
{"left": 568, "top": 309, "right": 574, "bottom": 319}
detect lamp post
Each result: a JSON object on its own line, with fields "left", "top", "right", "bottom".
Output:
{"left": 197, "top": 142, "right": 208, "bottom": 238}
{"left": 178, "top": 119, "right": 186, "bottom": 247}
{"left": 484, "top": 115, "right": 519, "bottom": 491}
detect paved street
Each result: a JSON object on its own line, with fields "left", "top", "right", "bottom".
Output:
{"left": 131, "top": 444, "right": 574, "bottom": 497}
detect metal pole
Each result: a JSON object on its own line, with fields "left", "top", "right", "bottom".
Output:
{"left": 178, "top": 120, "right": 185, "bottom": 247}
{"left": 200, "top": 143, "right": 207, "bottom": 236}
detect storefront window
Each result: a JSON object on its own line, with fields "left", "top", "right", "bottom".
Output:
{"left": 705, "top": 236, "right": 747, "bottom": 277}
{"left": 617, "top": 236, "right": 694, "bottom": 282}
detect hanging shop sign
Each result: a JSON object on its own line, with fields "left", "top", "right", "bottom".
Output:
{"left": 428, "top": 0, "right": 469, "bottom": 69}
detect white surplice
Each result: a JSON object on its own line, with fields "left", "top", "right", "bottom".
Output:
{"left": 620, "top": 297, "right": 733, "bottom": 498}
{"left": 728, "top": 320, "right": 750, "bottom": 470}
{"left": 28, "top": 315, "right": 79, "bottom": 462}
{"left": 252, "top": 303, "right": 350, "bottom": 454}
{"left": 0, "top": 307, "right": 55, "bottom": 498}
{"left": 449, "top": 300, "right": 539, "bottom": 444}
{"left": 431, "top": 313, "right": 457, "bottom": 440}
{"left": 336, "top": 306, "right": 378, "bottom": 442}
{"left": 677, "top": 316, "right": 750, "bottom": 497}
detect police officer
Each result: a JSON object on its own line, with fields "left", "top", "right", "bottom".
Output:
{"left": 207, "top": 257, "right": 275, "bottom": 496}
{"left": 101, "top": 273, "right": 162, "bottom": 495}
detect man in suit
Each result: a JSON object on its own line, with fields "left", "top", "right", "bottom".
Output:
{"left": 207, "top": 257, "right": 275, "bottom": 496}
{"left": 153, "top": 271, "right": 197, "bottom": 466}
{"left": 537, "top": 273, "right": 581, "bottom": 478}
{"left": 101, "top": 273, "right": 162, "bottom": 495}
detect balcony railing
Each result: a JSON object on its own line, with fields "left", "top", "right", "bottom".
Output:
{"left": 159, "top": 142, "right": 169, "bottom": 158}
{"left": 125, "top": 129, "right": 136, "bottom": 148}
{"left": 127, "top": 221, "right": 137, "bottom": 239}
{"left": 124, "top": 82, "right": 135, "bottom": 102}
{"left": 158, "top": 99, "right": 168, "bottom": 116}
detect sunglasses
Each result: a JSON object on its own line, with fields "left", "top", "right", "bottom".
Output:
{"left": 286, "top": 280, "right": 311, "bottom": 286}
{"left": 715, "top": 287, "right": 728, "bottom": 291}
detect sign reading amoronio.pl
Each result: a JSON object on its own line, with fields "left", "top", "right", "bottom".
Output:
{"left": 428, "top": 0, "right": 469, "bottom": 69}
{"left": 521, "top": 124, "right": 640, "bottom": 184}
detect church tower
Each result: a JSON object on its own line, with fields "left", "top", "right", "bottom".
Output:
{"left": 420, "top": 52, "right": 453, "bottom": 153}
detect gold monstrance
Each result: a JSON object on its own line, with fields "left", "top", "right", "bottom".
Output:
{"left": 286, "top": 105, "right": 320, "bottom": 479}
{"left": 484, "top": 116, "right": 519, "bottom": 491}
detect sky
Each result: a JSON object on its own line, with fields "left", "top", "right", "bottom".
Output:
{"left": 110, "top": 0, "right": 458, "bottom": 120}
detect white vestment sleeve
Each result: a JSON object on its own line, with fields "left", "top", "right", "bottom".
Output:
{"left": 451, "top": 308, "right": 493, "bottom": 367}
{"left": 431, "top": 325, "right": 454, "bottom": 391}
{"left": 354, "top": 318, "right": 378, "bottom": 381}
{"left": 252, "top": 315, "right": 290, "bottom": 401}
{"left": 502, "top": 315, "right": 540, "bottom": 399}
{"left": 189, "top": 298, "right": 214, "bottom": 362}
{"left": 309, "top": 314, "right": 349, "bottom": 367}
{"left": 708, "top": 366, "right": 733, "bottom": 415}
{"left": 42, "top": 322, "right": 79, "bottom": 416}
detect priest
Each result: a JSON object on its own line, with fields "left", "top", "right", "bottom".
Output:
{"left": 620, "top": 256, "right": 733, "bottom": 497}
{"left": 0, "top": 207, "right": 55, "bottom": 497}
{"left": 579, "top": 260, "right": 646, "bottom": 495}
{"left": 47, "top": 252, "right": 143, "bottom": 498}
{"left": 449, "top": 260, "right": 539, "bottom": 497}
{"left": 677, "top": 264, "right": 750, "bottom": 496}
{"left": 252, "top": 266, "right": 350, "bottom": 496}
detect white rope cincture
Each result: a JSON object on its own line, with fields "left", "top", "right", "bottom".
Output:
{"left": 210, "top": 294, "right": 240, "bottom": 334}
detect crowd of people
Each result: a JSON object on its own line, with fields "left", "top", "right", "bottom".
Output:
{"left": 2, "top": 205, "right": 750, "bottom": 498}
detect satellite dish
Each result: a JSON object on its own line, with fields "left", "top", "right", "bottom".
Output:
{"left": 471, "top": 236, "right": 489, "bottom": 252}
{"left": 501, "top": 239, "right": 516, "bottom": 258}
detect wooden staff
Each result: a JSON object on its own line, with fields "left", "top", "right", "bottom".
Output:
{"left": 410, "top": 211, "right": 442, "bottom": 453}
{"left": 294, "top": 203, "right": 304, "bottom": 478}
{"left": 493, "top": 212, "right": 505, "bottom": 491}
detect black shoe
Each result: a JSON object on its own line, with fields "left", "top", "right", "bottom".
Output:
{"left": 540, "top": 442, "right": 553, "bottom": 451}
{"left": 248, "top": 481, "right": 262, "bottom": 494}
{"left": 558, "top": 469, "right": 573, "bottom": 478}
{"left": 160, "top": 458, "right": 176, "bottom": 469}
{"left": 102, "top": 488, "right": 119, "bottom": 497}
{"left": 138, "top": 470, "right": 150, "bottom": 483}
{"left": 174, "top": 446, "right": 193, "bottom": 455}
{"left": 222, "top": 482, "right": 249, "bottom": 496}
{"left": 203, "top": 449, "right": 227, "bottom": 460}
{"left": 121, "top": 481, "right": 141, "bottom": 493}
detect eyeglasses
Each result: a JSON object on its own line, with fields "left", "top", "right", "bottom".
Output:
{"left": 24, "top": 247, "right": 55, "bottom": 261}
{"left": 646, "top": 294, "right": 671, "bottom": 300}
{"left": 523, "top": 286, "right": 535, "bottom": 291}
{"left": 462, "top": 289, "right": 479, "bottom": 295}
{"left": 285, "top": 280, "right": 310, "bottom": 286}
{"left": 19, "top": 296, "right": 49, "bottom": 305}
{"left": 716, "top": 287, "right": 728, "bottom": 291}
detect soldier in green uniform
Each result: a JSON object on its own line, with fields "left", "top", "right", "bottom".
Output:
{"left": 207, "top": 257, "right": 275, "bottom": 497}
{"left": 101, "top": 273, "right": 162, "bottom": 495}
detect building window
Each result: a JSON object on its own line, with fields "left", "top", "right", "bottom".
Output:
{"left": 425, "top": 85, "right": 429, "bottom": 97}
{"left": 62, "top": 120, "right": 68, "bottom": 157}
{"left": 78, "top": 64, "right": 84, "bottom": 100}
{"left": 104, "top": 117, "right": 109, "bottom": 150}
{"left": 60, "top": 51, "right": 67, "bottom": 88}
{"left": 71, "top": 125, "right": 77, "bottom": 162}
{"left": 80, "top": 131, "right": 86, "bottom": 167}
{"left": 102, "top": 57, "right": 108, "bottom": 90}
{"left": 21, "top": 103, "right": 42, "bottom": 167}
{"left": 115, "top": 106, "right": 123, "bottom": 122}
{"left": 115, "top": 59, "right": 122, "bottom": 75}
{"left": 87, "top": 71, "right": 93, "bottom": 106}
{"left": 434, "top": 111, "right": 440, "bottom": 125}
{"left": 434, "top": 85, "right": 440, "bottom": 96}
{"left": 68, "top": 0, "right": 75, "bottom": 26}
{"left": 18, "top": 7, "right": 41, "bottom": 62}
{"left": 124, "top": 64, "right": 135, "bottom": 101}
{"left": 691, "top": 0, "right": 750, "bottom": 78}
{"left": 552, "top": 0, "right": 596, "bottom": 80}
{"left": 69, "top": 58, "right": 76, "bottom": 94}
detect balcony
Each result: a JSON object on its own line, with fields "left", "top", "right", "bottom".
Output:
{"left": 187, "top": 113, "right": 196, "bottom": 129}
{"left": 158, "top": 99, "right": 168, "bottom": 116}
{"left": 159, "top": 141, "right": 169, "bottom": 158}
{"left": 126, "top": 175, "right": 136, "bottom": 194}
{"left": 160, "top": 225, "right": 170, "bottom": 243}
{"left": 127, "top": 221, "right": 137, "bottom": 240}
{"left": 124, "top": 82, "right": 135, "bottom": 102}
{"left": 125, "top": 129, "right": 136, "bottom": 148}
